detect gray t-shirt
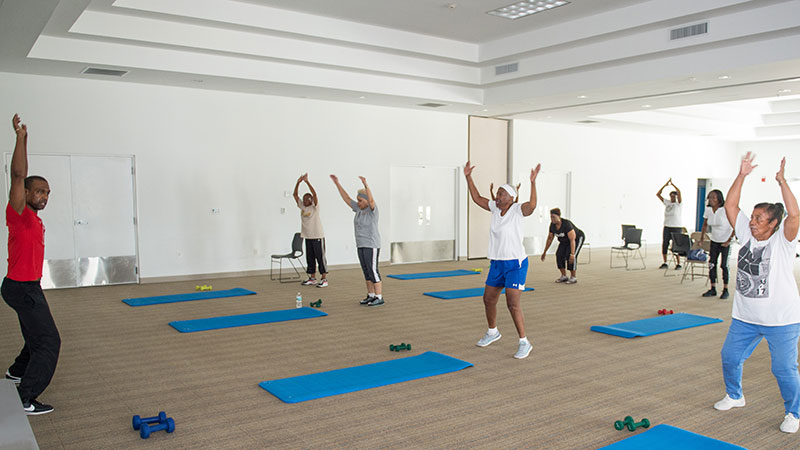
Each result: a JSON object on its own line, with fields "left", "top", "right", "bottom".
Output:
{"left": 350, "top": 200, "right": 381, "bottom": 248}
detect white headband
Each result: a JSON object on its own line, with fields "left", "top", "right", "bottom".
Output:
{"left": 499, "top": 184, "right": 516, "bottom": 198}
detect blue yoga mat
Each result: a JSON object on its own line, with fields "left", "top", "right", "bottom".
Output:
{"left": 591, "top": 313, "right": 723, "bottom": 338}
{"left": 169, "top": 307, "right": 327, "bottom": 333}
{"left": 259, "top": 351, "right": 473, "bottom": 403}
{"left": 123, "top": 287, "right": 256, "bottom": 307}
{"left": 387, "top": 270, "right": 480, "bottom": 280}
{"left": 597, "top": 424, "right": 747, "bottom": 449}
{"left": 424, "top": 287, "right": 534, "bottom": 299}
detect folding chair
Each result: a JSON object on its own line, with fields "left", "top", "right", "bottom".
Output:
{"left": 681, "top": 232, "right": 710, "bottom": 283}
{"left": 664, "top": 232, "right": 691, "bottom": 277}
{"left": 270, "top": 233, "right": 306, "bottom": 283}
{"left": 610, "top": 227, "right": 645, "bottom": 270}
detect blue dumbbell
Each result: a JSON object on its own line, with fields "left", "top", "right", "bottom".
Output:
{"left": 132, "top": 411, "right": 167, "bottom": 430}
{"left": 140, "top": 417, "right": 175, "bottom": 439}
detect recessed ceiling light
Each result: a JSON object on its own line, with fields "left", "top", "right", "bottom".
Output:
{"left": 481, "top": 108, "right": 489, "bottom": 112}
{"left": 487, "top": 0, "right": 570, "bottom": 20}
{"left": 778, "top": 89, "right": 792, "bottom": 95}
{"left": 358, "top": 96, "right": 366, "bottom": 99}
{"left": 641, "top": 104, "right": 652, "bottom": 108}
{"left": 688, "top": 76, "right": 698, "bottom": 82}
{"left": 577, "top": 95, "right": 588, "bottom": 99}
{"left": 717, "top": 75, "right": 731, "bottom": 80}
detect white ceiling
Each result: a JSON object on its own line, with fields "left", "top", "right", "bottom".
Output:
{"left": 1, "top": 0, "right": 799, "bottom": 141}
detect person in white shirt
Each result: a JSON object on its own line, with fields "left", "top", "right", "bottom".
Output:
{"left": 656, "top": 178, "right": 683, "bottom": 269}
{"left": 713, "top": 153, "right": 800, "bottom": 434}
{"left": 464, "top": 161, "right": 540, "bottom": 360}
{"left": 699, "top": 189, "right": 735, "bottom": 299}
{"left": 293, "top": 174, "right": 328, "bottom": 287}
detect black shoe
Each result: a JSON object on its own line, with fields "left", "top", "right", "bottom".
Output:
{"left": 5, "top": 370, "right": 21, "bottom": 385}
{"left": 360, "top": 296, "right": 372, "bottom": 305}
{"left": 22, "top": 399, "right": 53, "bottom": 415}
{"left": 675, "top": 264, "right": 682, "bottom": 270}
{"left": 702, "top": 288, "right": 717, "bottom": 297}
{"left": 659, "top": 263, "right": 668, "bottom": 269}
{"left": 366, "top": 297, "right": 385, "bottom": 307}
{"left": 720, "top": 289, "right": 730, "bottom": 300}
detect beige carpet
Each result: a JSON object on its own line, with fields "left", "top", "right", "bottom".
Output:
{"left": 2, "top": 247, "right": 800, "bottom": 449}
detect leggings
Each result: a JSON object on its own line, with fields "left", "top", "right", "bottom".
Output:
{"left": 708, "top": 240, "right": 729, "bottom": 285}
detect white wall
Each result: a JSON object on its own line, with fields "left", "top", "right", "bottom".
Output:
{"left": 0, "top": 72, "right": 467, "bottom": 279}
{"left": 511, "top": 121, "right": 739, "bottom": 248}
{"left": 736, "top": 140, "right": 800, "bottom": 214}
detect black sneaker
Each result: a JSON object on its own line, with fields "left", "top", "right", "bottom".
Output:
{"left": 675, "top": 264, "right": 682, "bottom": 270}
{"left": 22, "top": 399, "right": 53, "bottom": 415}
{"left": 720, "top": 289, "right": 730, "bottom": 300}
{"left": 702, "top": 288, "right": 718, "bottom": 297}
{"left": 658, "top": 263, "right": 668, "bottom": 269}
{"left": 367, "top": 297, "right": 385, "bottom": 307}
{"left": 5, "top": 370, "right": 21, "bottom": 385}
{"left": 360, "top": 296, "right": 373, "bottom": 305}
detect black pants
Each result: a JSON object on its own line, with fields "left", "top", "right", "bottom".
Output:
{"left": 305, "top": 238, "right": 328, "bottom": 276}
{"left": 1, "top": 277, "right": 60, "bottom": 402}
{"left": 708, "top": 241, "right": 730, "bottom": 285}
{"left": 662, "top": 226, "right": 683, "bottom": 255}
{"left": 556, "top": 232, "right": 585, "bottom": 271}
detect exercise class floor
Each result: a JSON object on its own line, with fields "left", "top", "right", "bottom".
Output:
{"left": 2, "top": 248, "right": 799, "bottom": 449}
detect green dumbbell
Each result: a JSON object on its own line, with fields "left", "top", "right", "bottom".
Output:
{"left": 389, "top": 343, "right": 411, "bottom": 352}
{"left": 309, "top": 299, "right": 322, "bottom": 308}
{"left": 614, "top": 416, "right": 650, "bottom": 432}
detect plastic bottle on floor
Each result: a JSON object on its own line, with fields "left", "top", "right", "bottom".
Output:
{"left": 296, "top": 292, "right": 302, "bottom": 308}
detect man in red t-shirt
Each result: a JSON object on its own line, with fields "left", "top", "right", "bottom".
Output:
{"left": 2, "top": 114, "right": 59, "bottom": 415}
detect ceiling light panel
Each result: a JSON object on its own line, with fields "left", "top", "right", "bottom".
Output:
{"left": 487, "top": 0, "right": 570, "bottom": 20}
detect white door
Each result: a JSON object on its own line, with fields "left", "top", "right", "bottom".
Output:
{"left": 3, "top": 154, "right": 139, "bottom": 288}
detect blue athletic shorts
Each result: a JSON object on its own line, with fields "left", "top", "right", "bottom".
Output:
{"left": 485, "top": 258, "right": 528, "bottom": 290}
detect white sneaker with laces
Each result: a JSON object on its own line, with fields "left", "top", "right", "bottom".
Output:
{"left": 713, "top": 394, "right": 745, "bottom": 411}
{"left": 514, "top": 340, "right": 533, "bottom": 359}
{"left": 476, "top": 331, "right": 501, "bottom": 347}
{"left": 566, "top": 277, "right": 577, "bottom": 284}
{"left": 781, "top": 414, "right": 799, "bottom": 433}
{"left": 316, "top": 279, "right": 328, "bottom": 288}
{"left": 555, "top": 276, "right": 568, "bottom": 283}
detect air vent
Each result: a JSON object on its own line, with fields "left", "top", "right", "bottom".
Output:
{"left": 670, "top": 22, "right": 708, "bottom": 40}
{"left": 81, "top": 67, "right": 129, "bottom": 77}
{"left": 418, "top": 103, "right": 447, "bottom": 108}
{"left": 576, "top": 120, "right": 599, "bottom": 124}
{"left": 495, "top": 62, "right": 519, "bottom": 76}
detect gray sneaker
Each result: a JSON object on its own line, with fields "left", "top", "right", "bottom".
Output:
{"left": 565, "top": 277, "right": 577, "bottom": 284}
{"left": 514, "top": 340, "right": 533, "bottom": 359}
{"left": 555, "top": 276, "right": 569, "bottom": 283}
{"left": 476, "top": 331, "right": 501, "bottom": 347}
{"left": 366, "top": 297, "right": 384, "bottom": 307}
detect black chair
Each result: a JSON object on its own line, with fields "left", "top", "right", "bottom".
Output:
{"left": 610, "top": 227, "right": 645, "bottom": 270}
{"left": 664, "top": 232, "right": 691, "bottom": 277}
{"left": 270, "top": 233, "right": 305, "bottom": 283}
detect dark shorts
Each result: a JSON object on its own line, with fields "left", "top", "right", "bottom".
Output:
{"left": 357, "top": 248, "right": 381, "bottom": 283}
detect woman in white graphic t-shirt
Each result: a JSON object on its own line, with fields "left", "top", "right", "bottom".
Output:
{"left": 714, "top": 153, "right": 800, "bottom": 434}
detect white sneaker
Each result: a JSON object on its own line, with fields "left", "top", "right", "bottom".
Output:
{"left": 566, "top": 277, "right": 577, "bottom": 284}
{"left": 514, "top": 340, "right": 533, "bottom": 359}
{"left": 781, "top": 414, "right": 799, "bottom": 433}
{"left": 476, "top": 331, "right": 501, "bottom": 347}
{"left": 301, "top": 278, "right": 316, "bottom": 286}
{"left": 316, "top": 279, "right": 328, "bottom": 288}
{"left": 714, "top": 394, "right": 745, "bottom": 411}
{"left": 555, "top": 276, "right": 568, "bottom": 283}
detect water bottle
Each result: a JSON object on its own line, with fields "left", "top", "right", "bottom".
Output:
{"left": 296, "top": 292, "right": 302, "bottom": 308}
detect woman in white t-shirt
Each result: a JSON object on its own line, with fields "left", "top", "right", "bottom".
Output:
{"left": 699, "top": 189, "right": 735, "bottom": 299}
{"left": 714, "top": 153, "right": 800, "bottom": 434}
{"left": 464, "top": 161, "right": 540, "bottom": 360}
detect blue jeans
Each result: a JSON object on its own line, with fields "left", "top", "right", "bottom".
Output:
{"left": 721, "top": 319, "right": 800, "bottom": 417}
